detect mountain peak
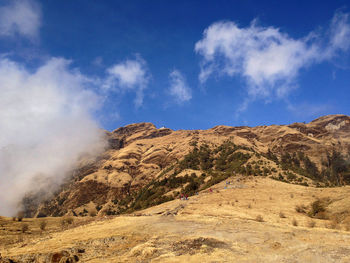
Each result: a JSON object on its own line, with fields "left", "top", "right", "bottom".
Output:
{"left": 112, "top": 122, "right": 156, "bottom": 136}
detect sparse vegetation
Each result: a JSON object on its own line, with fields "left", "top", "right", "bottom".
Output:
{"left": 295, "top": 204, "right": 307, "bottom": 214}
{"left": 307, "top": 220, "right": 316, "bottom": 228}
{"left": 22, "top": 223, "right": 29, "bottom": 233}
{"left": 321, "top": 150, "right": 350, "bottom": 185}
{"left": 115, "top": 141, "right": 258, "bottom": 214}
{"left": 295, "top": 198, "right": 330, "bottom": 220}
{"left": 276, "top": 149, "right": 350, "bottom": 186}
{"left": 292, "top": 218, "right": 298, "bottom": 226}
{"left": 39, "top": 220, "right": 47, "bottom": 231}
{"left": 61, "top": 216, "right": 74, "bottom": 227}
{"left": 308, "top": 199, "right": 327, "bottom": 218}
{"left": 325, "top": 220, "right": 338, "bottom": 230}
{"left": 89, "top": 210, "right": 97, "bottom": 217}
{"left": 345, "top": 223, "right": 350, "bottom": 231}
{"left": 17, "top": 212, "right": 24, "bottom": 222}
{"left": 255, "top": 215, "right": 264, "bottom": 222}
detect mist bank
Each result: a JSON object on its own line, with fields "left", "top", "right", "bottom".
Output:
{"left": 0, "top": 57, "right": 107, "bottom": 217}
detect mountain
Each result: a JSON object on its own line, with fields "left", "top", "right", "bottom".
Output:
{"left": 2, "top": 114, "right": 350, "bottom": 262}
{"left": 29, "top": 114, "right": 350, "bottom": 218}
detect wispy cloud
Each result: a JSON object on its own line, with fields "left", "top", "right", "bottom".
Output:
{"left": 104, "top": 56, "right": 150, "bottom": 107}
{"left": 328, "top": 12, "right": 350, "bottom": 53}
{"left": 287, "top": 102, "right": 333, "bottom": 118}
{"left": 169, "top": 69, "right": 192, "bottom": 104}
{"left": 0, "top": 0, "right": 41, "bottom": 40}
{"left": 195, "top": 11, "right": 350, "bottom": 113}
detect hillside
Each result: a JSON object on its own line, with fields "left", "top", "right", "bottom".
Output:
{"left": 2, "top": 177, "right": 350, "bottom": 262}
{"left": 2, "top": 114, "right": 350, "bottom": 262}
{"left": 26, "top": 114, "right": 350, "bottom": 218}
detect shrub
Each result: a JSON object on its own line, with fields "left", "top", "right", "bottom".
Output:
{"left": 309, "top": 199, "right": 326, "bottom": 216}
{"left": 60, "top": 218, "right": 66, "bottom": 228}
{"left": 325, "top": 221, "right": 338, "bottom": 229}
{"left": 184, "top": 180, "right": 199, "bottom": 194}
{"left": 22, "top": 223, "right": 29, "bottom": 233}
{"left": 328, "top": 215, "right": 343, "bottom": 228}
{"left": 286, "top": 172, "right": 297, "bottom": 181}
{"left": 292, "top": 218, "right": 298, "bottom": 226}
{"left": 307, "top": 220, "right": 316, "bottom": 228}
{"left": 61, "top": 216, "right": 74, "bottom": 227}
{"left": 315, "top": 212, "right": 329, "bottom": 220}
{"left": 295, "top": 204, "right": 307, "bottom": 214}
{"left": 39, "top": 220, "right": 47, "bottom": 231}
{"left": 17, "top": 211, "right": 24, "bottom": 222}
{"left": 89, "top": 210, "right": 97, "bottom": 217}
{"left": 256, "top": 215, "right": 264, "bottom": 222}
{"left": 345, "top": 223, "right": 350, "bottom": 231}
{"left": 65, "top": 216, "right": 74, "bottom": 224}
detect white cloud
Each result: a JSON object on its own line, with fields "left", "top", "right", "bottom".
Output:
{"left": 0, "top": 0, "right": 41, "bottom": 39}
{"left": 104, "top": 57, "right": 149, "bottom": 107}
{"left": 0, "top": 57, "right": 106, "bottom": 216}
{"left": 287, "top": 102, "right": 333, "bottom": 117}
{"left": 328, "top": 12, "right": 350, "bottom": 53}
{"left": 169, "top": 70, "right": 192, "bottom": 103}
{"left": 195, "top": 11, "right": 350, "bottom": 112}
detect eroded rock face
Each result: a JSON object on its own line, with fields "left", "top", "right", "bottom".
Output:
{"left": 113, "top": 122, "right": 157, "bottom": 137}
{"left": 325, "top": 121, "right": 348, "bottom": 131}
{"left": 33, "top": 115, "right": 350, "bottom": 217}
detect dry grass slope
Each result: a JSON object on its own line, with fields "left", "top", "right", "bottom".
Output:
{"left": 2, "top": 177, "right": 350, "bottom": 262}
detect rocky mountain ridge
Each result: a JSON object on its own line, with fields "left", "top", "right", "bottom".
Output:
{"left": 30, "top": 114, "right": 350, "bottom": 218}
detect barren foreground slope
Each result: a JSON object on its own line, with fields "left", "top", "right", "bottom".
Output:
{"left": 2, "top": 177, "right": 350, "bottom": 262}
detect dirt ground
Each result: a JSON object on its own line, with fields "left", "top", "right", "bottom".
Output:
{"left": 2, "top": 177, "right": 350, "bottom": 262}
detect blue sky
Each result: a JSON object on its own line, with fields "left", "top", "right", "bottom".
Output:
{"left": 1, "top": 0, "right": 350, "bottom": 131}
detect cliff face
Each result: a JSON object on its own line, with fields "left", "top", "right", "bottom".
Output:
{"left": 33, "top": 115, "right": 350, "bottom": 217}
